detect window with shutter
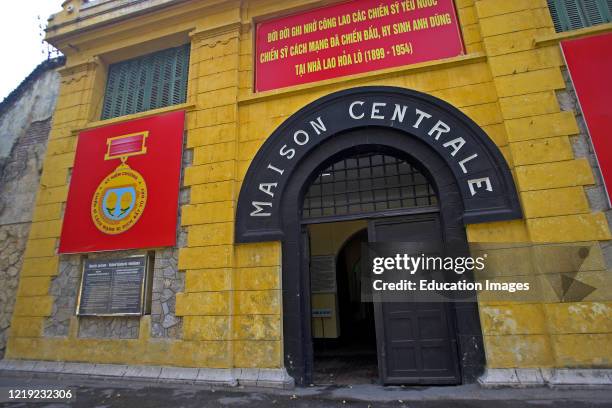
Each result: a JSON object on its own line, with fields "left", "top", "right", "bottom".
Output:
{"left": 547, "top": 0, "right": 612, "bottom": 32}
{"left": 101, "top": 44, "right": 190, "bottom": 120}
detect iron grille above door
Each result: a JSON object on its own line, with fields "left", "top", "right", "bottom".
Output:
{"left": 547, "top": 0, "right": 612, "bottom": 32}
{"left": 302, "top": 153, "right": 437, "bottom": 220}
{"left": 101, "top": 44, "right": 190, "bottom": 120}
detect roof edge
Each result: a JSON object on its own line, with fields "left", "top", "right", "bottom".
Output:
{"left": 0, "top": 56, "right": 66, "bottom": 118}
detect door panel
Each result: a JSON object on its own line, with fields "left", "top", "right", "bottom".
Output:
{"left": 368, "top": 215, "right": 461, "bottom": 385}
{"left": 301, "top": 227, "right": 314, "bottom": 381}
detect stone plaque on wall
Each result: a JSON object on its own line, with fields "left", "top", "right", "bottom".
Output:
{"left": 77, "top": 255, "right": 148, "bottom": 316}
{"left": 310, "top": 255, "right": 336, "bottom": 293}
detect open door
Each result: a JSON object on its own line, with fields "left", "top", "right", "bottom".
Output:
{"left": 301, "top": 226, "right": 314, "bottom": 382}
{"left": 368, "top": 215, "right": 461, "bottom": 385}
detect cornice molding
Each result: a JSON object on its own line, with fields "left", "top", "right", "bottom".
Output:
{"left": 535, "top": 23, "right": 612, "bottom": 47}
{"left": 190, "top": 22, "right": 242, "bottom": 45}
{"left": 73, "top": 102, "right": 196, "bottom": 133}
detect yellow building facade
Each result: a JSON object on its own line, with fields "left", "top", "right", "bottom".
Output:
{"left": 5, "top": 0, "right": 612, "bottom": 388}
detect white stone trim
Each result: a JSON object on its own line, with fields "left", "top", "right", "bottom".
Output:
{"left": 479, "top": 368, "right": 612, "bottom": 389}
{"left": 0, "top": 360, "right": 294, "bottom": 389}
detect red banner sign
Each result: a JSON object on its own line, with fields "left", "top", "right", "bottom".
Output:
{"left": 562, "top": 33, "right": 612, "bottom": 205}
{"left": 59, "top": 111, "right": 185, "bottom": 253}
{"left": 255, "top": 0, "right": 464, "bottom": 92}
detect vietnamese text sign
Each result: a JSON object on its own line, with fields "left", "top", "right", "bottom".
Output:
{"left": 255, "top": 0, "right": 464, "bottom": 92}
{"left": 59, "top": 110, "right": 185, "bottom": 253}
{"left": 562, "top": 33, "right": 612, "bottom": 205}
{"left": 77, "top": 256, "right": 147, "bottom": 315}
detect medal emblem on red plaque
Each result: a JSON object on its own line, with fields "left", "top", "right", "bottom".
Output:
{"left": 59, "top": 111, "right": 185, "bottom": 253}
{"left": 91, "top": 132, "right": 148, "bottom": 235}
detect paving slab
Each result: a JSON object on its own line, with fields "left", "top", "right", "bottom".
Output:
{"left": 61, "top": 362, "right": 97, "bottom": 376}
{"left": 158, "top": 367, "right": 199, "bottom": 382}
{"left": 257, "top": 368, "right": 294, "bottom": 389}
{"left": 123, "top": 365, "right": 162, "bottom": 380}
{"left": 0, "top": 360, "right": 36, "bottom": 372}
{"left": 92, "top": 363, "right": 128, "bottom": 377}
{"left": 516, "top": 368, "right": 545, "bottom": 386}
{"left": 234, "top": 368, "right": 259, "bottom": 387}
{"left": 549, "top": 369, "right": 612, "bottom": 389}
{"left": 196, "top": 368, "right": 237, "bottom": 386}
{"left": 31, "top": 361, "right": 66, "bottom": 373}
{"left": 478, "top": 368, "right": 520, "bottom": 388}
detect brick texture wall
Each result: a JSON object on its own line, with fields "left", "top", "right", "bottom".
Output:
{"left": 0, "top": 118, "right": 53, "bottom": 357}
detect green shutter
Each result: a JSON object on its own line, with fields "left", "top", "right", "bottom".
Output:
{"left": 101, "top": 44, "right": 190, "bottom": 120}
{"left": 547, "top": 0, "right": 612, "bottom": 32}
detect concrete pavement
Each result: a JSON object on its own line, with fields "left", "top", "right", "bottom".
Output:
{"left": 0, "top": 371, "right": 611, "bottom": 407}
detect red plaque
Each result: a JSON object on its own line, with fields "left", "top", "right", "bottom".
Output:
{"left": 562, "top": 33, "right": 612, "bottom": 206}
{"left": 255, "top": 0, "right": 464, "bottom": 92}
{"left": 59, "top": 111, "right": 185, "bottom": 253}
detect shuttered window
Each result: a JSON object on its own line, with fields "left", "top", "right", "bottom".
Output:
{"left": 101, "top": 44, "right": 190, "bottom": 120}
{"left": 547, "top": 0, "right": 612, "bottom": 32}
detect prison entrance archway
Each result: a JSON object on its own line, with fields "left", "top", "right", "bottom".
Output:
{"left": 303, "top": 151, "right": 461, "bottom": 385}
{"left": 235, "top": 87, "right": 522, "bottom": 385}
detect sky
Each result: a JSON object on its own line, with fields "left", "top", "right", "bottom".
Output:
{"left": 0, "top": 1, "right": 63, "bottom": 101}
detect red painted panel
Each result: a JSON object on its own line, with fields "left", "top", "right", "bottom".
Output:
{"left": 562, "top": 33, "right": 612, "bottom": 205}
{"left": 255, "top": 0, "right": 464, "bottom": 92}
{"left": 59, "top": 111, "right": 185, "bottom": 253}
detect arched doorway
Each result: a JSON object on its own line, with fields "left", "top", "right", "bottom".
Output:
{"left": 296, "top": 141, "right": 468, "bottom": 384}
{"left": 304, "top": 151, "right": 453, "bottom": 385}
{"left": 235, "top": 87, "right": 522, "bottom": 385}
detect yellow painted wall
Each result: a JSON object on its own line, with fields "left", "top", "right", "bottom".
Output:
{"left": 308, "top": 220, "right": 367, "bottom": 338}
{"left": 7, "top": 0, "right": 612, "bottom": 372}
{"left": 311, "top": 294, "right": 338, "bottom": 339}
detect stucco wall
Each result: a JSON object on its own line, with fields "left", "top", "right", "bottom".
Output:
{"left": 468, "top": 2, "right": 611, "bottom": 369}
{"left": 0, "top": 67, "right": 61, "bottom": 357}
{"left": 558, "top": 68, "right": 612, "bottom": 267}
{"left": 5, "top": 0, "right": 612, "bottom": 375}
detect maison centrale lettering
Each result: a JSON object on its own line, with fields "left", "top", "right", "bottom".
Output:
{"left": 250, "top": 100, "right": 492, "bottom": 217}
